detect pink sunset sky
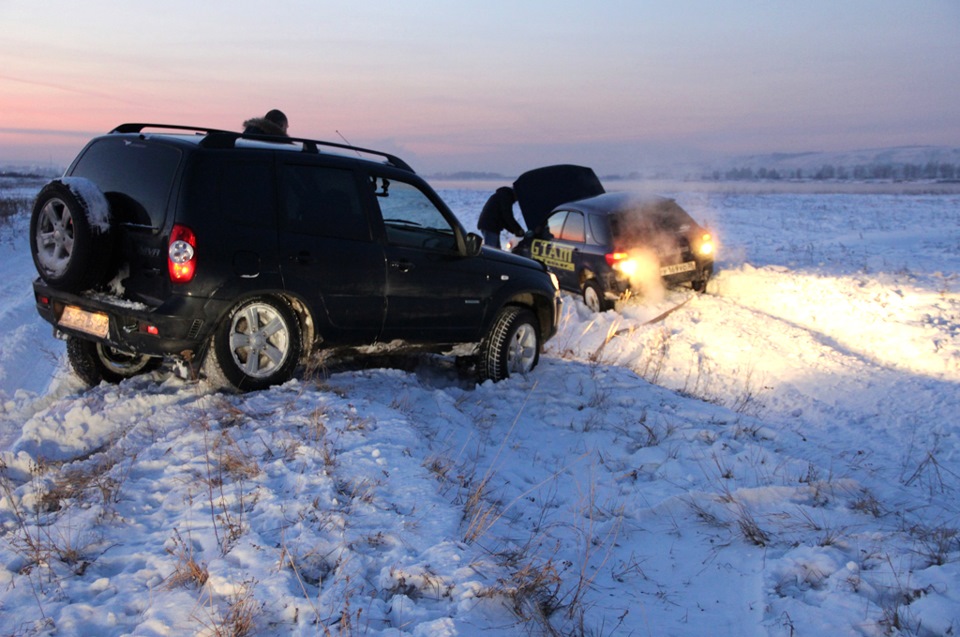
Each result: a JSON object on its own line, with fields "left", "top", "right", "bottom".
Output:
{"left": 1, "top": 1, "right": 958, "bottom": 175}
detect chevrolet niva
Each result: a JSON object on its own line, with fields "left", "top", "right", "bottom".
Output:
{"left": 30, "top": 124, "right": 561, "bottom": 391}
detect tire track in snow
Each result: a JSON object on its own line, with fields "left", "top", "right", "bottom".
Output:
{"left": 616, "top": 280, "right": 960, "bottom": 518}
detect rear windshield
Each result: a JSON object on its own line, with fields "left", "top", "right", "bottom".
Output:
{"left": 610, "top": 199, "right": 696, "bottom": 241}
{"left": 69, "top": 137, "right": 181, "bottom": 229}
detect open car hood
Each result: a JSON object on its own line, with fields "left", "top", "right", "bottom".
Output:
{"left": 513, "top": 165, "right": 605, "bottom": 230}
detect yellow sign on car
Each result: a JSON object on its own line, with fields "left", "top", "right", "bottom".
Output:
{"left": 531, "top": 239, "right": 574, "bottom": 271}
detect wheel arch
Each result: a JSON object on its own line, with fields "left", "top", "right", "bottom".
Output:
{"left": 279, "top": 292, "right": 317, "bottom": 365}
{"left": 497, "top": 291, "right": 556, "bottom": 344}
{"left": 578, "top": 266, "right": 600, "bottom": 288}
{"left": 199, "top": 289, "right": 318, "bottom": 367}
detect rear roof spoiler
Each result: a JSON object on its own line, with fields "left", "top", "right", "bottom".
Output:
{"left": 109, "top": 123, "right": 414, "bottom": 172}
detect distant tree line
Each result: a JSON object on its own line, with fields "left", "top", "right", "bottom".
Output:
{"left": 0, "top": 167, "right": 62, "bottom": 180}
{"left": 704, "top": 162, "right": 959, "bottom": 182}
{"left": 0, "top": 170, "right": 50, "bottom": 179}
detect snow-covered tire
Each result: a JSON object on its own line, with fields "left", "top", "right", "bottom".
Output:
{"left": 477, "top": 306, "right": 541, "bottom": 383}
{"left": 691, "top": 273, "right": 710, "bottom": 293}
{"left": 203, "top": 296, "right": 302, "bottom": 392}
{"left": 583, "top": 279, "right": 611, "bottom": 312}
{"left": 66, "top": 336, "right": 161, "bottom": 386}
{"left": 30, "top": 179, "right": 114, "bottom": 292}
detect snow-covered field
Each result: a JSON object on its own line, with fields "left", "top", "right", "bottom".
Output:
{"left": 1, "top": 178, "right": 958, "bottom": 636}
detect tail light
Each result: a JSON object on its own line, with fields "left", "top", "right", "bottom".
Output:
{"left": 605, "top": 251, "right": 628, "bottom": 267}
{"left": 606, "top": 251, "right": 639, "bottom": 276}
{"left": 168, "top": 224, "right": 197, "bottom": 283}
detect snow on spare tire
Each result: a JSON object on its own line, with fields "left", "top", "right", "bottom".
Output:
{"left": 30, "top": 178, "right": 115, "bottom": 292}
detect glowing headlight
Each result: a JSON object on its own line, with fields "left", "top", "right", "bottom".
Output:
{"left": 698, "top": 234, "right": 714, "bottom": 256}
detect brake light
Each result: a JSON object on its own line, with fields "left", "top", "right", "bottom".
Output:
{"left": 606, "top": 251, "right": 640, "bottom": 276}
{"left": 605, "top": 251, "right": 628, "bottom": 267}
{"left": 168, "top": 224, "right": 197, "bottom": 283}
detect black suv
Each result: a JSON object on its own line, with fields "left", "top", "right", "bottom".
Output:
{"left": 30, "top": 124, "right": 561, "bottom": 391}
{"left": 511, "top": 165, "right": 714, "bottom": 311}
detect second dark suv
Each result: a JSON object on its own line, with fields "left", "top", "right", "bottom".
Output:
{"left": 30, "top": 124, "right": 560, "bottom": 391}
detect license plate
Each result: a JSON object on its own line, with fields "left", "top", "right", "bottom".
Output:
{"left": 59, "top": 305, "right": 109, "bottom": 338}
{"left": 660, "top": 261, "right": 697, "bottom": 276}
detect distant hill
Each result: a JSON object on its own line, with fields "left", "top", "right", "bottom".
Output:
{"left": 426, "top": 171, "right": 510, "bottom": 181}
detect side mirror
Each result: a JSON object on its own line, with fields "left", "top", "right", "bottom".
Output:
{"left": 464, "top": 232, "right": 483, "bottom": 257}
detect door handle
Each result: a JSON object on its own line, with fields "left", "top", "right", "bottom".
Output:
{"left": 290, "top": 251, "right": 312, "bottom": 265}
{"left": 389, "top": 260, "right": 415, "bottom": 273}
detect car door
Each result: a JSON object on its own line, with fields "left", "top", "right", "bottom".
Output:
{"left": 529, "top": 210, "right": 586, "bottom": 292}
{"left": 367, "top": 174, "right": 488, "bottom": 341}
{"left": 277, "top": 162, "right": 386, "bottom": 342}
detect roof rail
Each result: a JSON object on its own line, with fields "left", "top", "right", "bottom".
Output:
{"left": 110, "top": 123, "right": 233, "bottom": 135}
{"left": 109, "top": 123, "right": 414, "bottom": 172}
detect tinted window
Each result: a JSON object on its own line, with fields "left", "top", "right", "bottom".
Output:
{"left": 221, "top": 161, "right": 275, "bottom": 228}
{"left": 281, "top": 164, "right": 370, "bottom": 241}
{"left": 588, "top": 213, "right": 610, "bottom": 246}
{"left": 185, "top": 158, "right": 275, "bottom": 229}
{"left": 70, "top": 138, "right": 181, "bottom": 228}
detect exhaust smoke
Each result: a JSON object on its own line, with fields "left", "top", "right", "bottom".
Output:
{"left": 614, "top": 247, "right": 666, "bottom": 301}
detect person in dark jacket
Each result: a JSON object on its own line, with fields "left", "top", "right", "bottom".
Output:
{"left": 477, "top": 186, "right": 523, "bottom": 249}
{"left": 243, "top": 109, "right": 289, "bottom": 136}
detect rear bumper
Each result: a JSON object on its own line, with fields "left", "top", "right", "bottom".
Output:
{"left": 33, "top": 279, "right": 227, "bottom": 358}
{"left": 601, "top": 260, "right": 713, "bottom": 299}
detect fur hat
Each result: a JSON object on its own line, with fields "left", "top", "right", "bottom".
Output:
{"left": 264, "top": 109, "right": 288, "bottom": 128}
{"left": 243, "top": 109, "right": 289, "bottom": 137}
